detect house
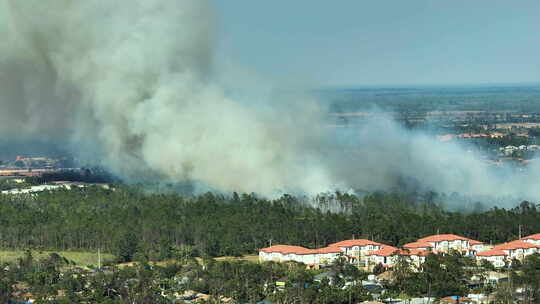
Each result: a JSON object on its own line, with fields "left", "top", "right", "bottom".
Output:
{"left": 259, "top": 245, "right": 311, "bottom": 262}
{"left": 403, "top": 241, "right": 433, "bottom": 251}
{"left": 416, "top": 234, "right": 472, "bottom": 254}
{"left": 365, "top": 246, "right": 398, "bottom": 268}
{"left": 520, "top": 233, "right": 540, "bottom": 246}
{"left": 491, "top": 240, "right": 540, "bottom": 260}
{"left": 366, "top": 246, "right": 428, "bottom": 269}
{"left": 398, "top": 248, "right": 430, "bottom": 266}
{"left": 475, "top": 249, "right": 507, "bottom": 268}
{"left": 466, "top": 238, "right": 488, "bottom": 253}
{"left": 259, "top": 245, "right": 341, "bottom": 265}
{"left": 310, "top": 246, "right": 343, "bottom": 265}
{"left": 328, "top": 239, "right": 383, "bottom": 257}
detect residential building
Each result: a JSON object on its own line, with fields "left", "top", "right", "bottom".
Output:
{"left": 475, "top": 249, "right": 507, "bottom": 268}
{"left": 466, "top": 238, "right": 488, "bottom": 253}
{"left": 328, "top": 239, "right": 383, "bottom": 257}
{"left": 365, "top": 246, "right": 398, "bottom": 268}
{"left": 416, "top": 234, "right": 473, "bottom": 254}
{"left": 520, "top": 233, "right": 540, "bottom": 246}
{"left": 366, "top": 246, "right": 428, "bottom": 269}
{"left": 403, "top": 241, "right": 433, "bottom": 251}
{"left": 259, "top": 245, "right": 341, "bottom": 265}
{"left": 491, "top": 240, "right": 540, "bottom": 260}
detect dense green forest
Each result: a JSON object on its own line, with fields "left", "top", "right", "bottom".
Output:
{"left": 0, "top": 187, "right": 538, "bottom": 261}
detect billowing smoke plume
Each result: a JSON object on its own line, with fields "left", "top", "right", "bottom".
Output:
{"left": 0, "top": 0, "right": 337, "bottom": 194}
{"left": 0, "top": 0, "right": 539, "bottom": 203}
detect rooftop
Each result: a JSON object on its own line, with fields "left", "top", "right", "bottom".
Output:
{"left": 521, "top": 233, "right": 540, "bottom": 241}
{"left": 476, "top": 249, "right": 508, "bottom": 257}
{"left": 403, "top": 241, "right": 433, "bottom": 249}
{"left": 493, "top": 240, "right": 540, "bottom": 250}
{"left": 328, "top": 239, "right": 383, "bottom": 248}
{"left": 466, "top": 238, "right": 484, "bottom": 245}
{"left": 366, "top": 246, "right": 398, "bottom": 257}
{"left": 417, "top": 234, "right": 470, "bottom": 243}
{"left": 260, "top": 245, "right": 341, "bottom": 255}
{"left": 367, "top": 246, "right": 429, "bottom": 257}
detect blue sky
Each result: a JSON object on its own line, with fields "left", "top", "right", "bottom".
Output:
{"left": 213, "top": 0, "right": 540, "bottom": 86}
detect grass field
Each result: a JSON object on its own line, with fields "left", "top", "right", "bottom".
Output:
{"left": 117, "top": 255, "right": 260, "bottom": 268}
{"left": 0, "top": 250, "right": 116, "bottom": 266}
{"left": 214, "top": 255, "right": 259, "bottom": 263}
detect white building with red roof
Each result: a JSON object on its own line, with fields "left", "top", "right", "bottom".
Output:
{"left": 365, "top": 245, "right": 398, "bottom": 267}
{"left": 328, "top": 239, "right": 383, "bottom": 257}
{"left": 259, "top": 245, "right": 342, "bottom": 265}
{"left": 521, "top": 233, "right": 540, "bottom": 246}
{"left": 403, "top": 241, "right": 433, "bottom": 251}
{"left": 466, "top": 238, "right": 487, "bottom": 253}
{"left": 416, "top": 234, "right": 474, "bottom": 254}
{"left": 366, "top": 245, "right": 429, "bottom": 269}
{"left": 475, "top": 249, "right": 507, "bottom": 268}
{"left": 491, "top": 240, "right": 540, "bottom": 260}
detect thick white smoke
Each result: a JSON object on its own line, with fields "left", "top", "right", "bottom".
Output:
{"left": 0, "top": 0, "right": 338, "bottom": 194}
{"left": 0, "top": 0, "right": 539, "bottom": 203}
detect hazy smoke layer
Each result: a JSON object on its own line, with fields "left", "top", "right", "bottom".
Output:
{"left": 0, "top": 0, "right": 539, "bottom": 203}
{"left": 0, "top": 0, "right": 337, "bottom": 194}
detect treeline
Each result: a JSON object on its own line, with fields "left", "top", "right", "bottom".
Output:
{"left": 0, "top": 187, "right": 539, "bottom": 261}
{"left": 26, "top": 168, "right": 117, "bottom": 184}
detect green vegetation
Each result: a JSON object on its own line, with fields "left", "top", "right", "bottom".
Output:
{"left": 0, "top": 250, "right": 115, "bottom": 267}
{"left": 1, "top": 251, "right": 374, "bottom": 304}
{"left": 0, "top": 186, "right": 539, "bottom": 302}
{"left": 0, "top": 187, "right": 539, "bottom": 260}
{"left": 2, "top": 249, "right": 539, "bottom": 303}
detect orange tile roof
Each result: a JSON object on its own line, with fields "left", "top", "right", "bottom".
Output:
{"left": 493, "top": 240, "right": 540, "bottom": 250}
{"left": 400, "top": 249, "right": 430, "bottom": 257}
{"left": 367, "top": 246, "right": 398, "bottom": 257}
{"left": 403, "top": 241, "right": 433, "bottom": 249}
{"left": 467, "top": 239, "right": 483, "bottom": 245}
{"left": 417, "top": 234, "right": 470, "bottom": 243}
{"left": 260, "top": 245, "right": 313, "bottom": 255}
{"left": 315, "top": 246, "right": 342, "bottom": 254}
{"left": 328, "top": 239, "right": 383, "bottom": 248}
{"left": 260, "top": 245, "right": 341, "bottom": 255}
{"left": 476, "top": 249, "right": 508, "bottom": 257}
{"left": 521, "top": 233, "right": 540, "bottom": 241}
{"left": 367, "top": 246, "right": 429, "bottom": 257}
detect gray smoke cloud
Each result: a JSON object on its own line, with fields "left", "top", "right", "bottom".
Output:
{"left": 0, "top": 0, "right": 337, "bottom": 194}
{"left": 0, "top": 0, "right": 539, "bottom": 204}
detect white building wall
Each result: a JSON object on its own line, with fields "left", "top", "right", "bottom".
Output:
{"left": 477, "top": 255, "right": 506, "bottom": 267}
{"left": 523, "top": 239, "right": 540, "bottom": 246}
{"left": 472, "top": 244, "right": 486, "bottom": 252}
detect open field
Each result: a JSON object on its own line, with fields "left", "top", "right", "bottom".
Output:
{"left": 0, "top": 250, "right": 116, "bottom": 266}
{"left": 213, "top": 255, "right": 259, "bottom": 263}
{"left": 116, "top": 255, "right": 260, "bottom": 268}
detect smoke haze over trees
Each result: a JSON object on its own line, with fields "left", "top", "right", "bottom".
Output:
{"left": 1, "top": 0, "right": 540, "bottom": 205}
